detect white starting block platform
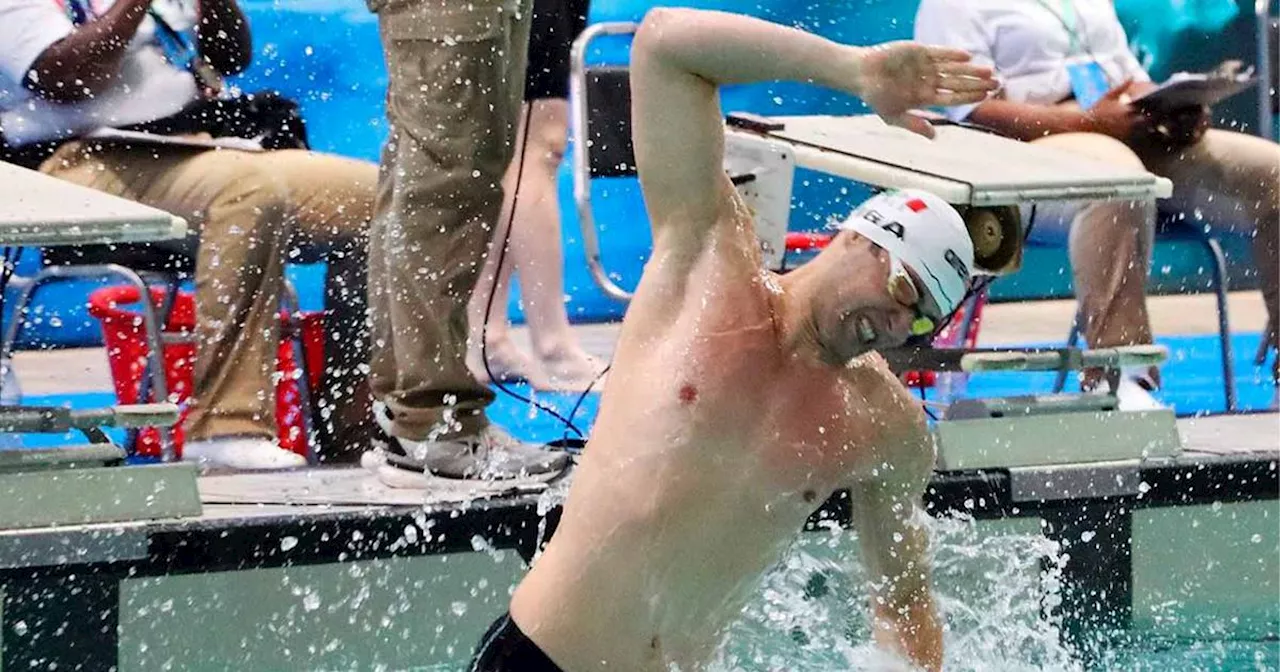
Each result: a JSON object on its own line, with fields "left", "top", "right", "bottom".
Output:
{"left": 726, "top": 114, "right": 1173, "bottom": 206}
{"left": 0, "top": 161, "right": 187, "bottom": 246}
{"left": 723, "top": 114, "right": 1173, "bottom": 270}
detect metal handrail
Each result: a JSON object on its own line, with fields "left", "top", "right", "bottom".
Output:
{"left": 568, "top": 21, "right": 641, "bottom": 303}
{"left": 1259, "top": 0, "right": 1276, "bottom": 140}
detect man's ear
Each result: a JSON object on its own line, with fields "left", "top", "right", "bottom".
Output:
{"left": 958, "top": 205, "right": 1023, "bottom": 275}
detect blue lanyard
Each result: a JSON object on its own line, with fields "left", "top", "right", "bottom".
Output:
{"left": 64, "top": 0, "right": 92, "bottom": 24}
{"left": 149, "top": 9, "right": 196, "bottom": 64}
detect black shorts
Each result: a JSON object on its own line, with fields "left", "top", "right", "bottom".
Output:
{"left": 523, "top": 0, "right": 590, "bottom": 100}
{"left": 469, "top": 613, "right": 564, "bottom": 671}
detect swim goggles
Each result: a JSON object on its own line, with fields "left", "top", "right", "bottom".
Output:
{"left": 887, "top": 253, "right": 943, "bottom": 338}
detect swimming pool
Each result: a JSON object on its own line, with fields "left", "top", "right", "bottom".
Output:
{"left": 76, "top": 454, "right": 1272, "bottom": 672}
{"left": 1, "top": 405, "right": 1273, "bottom": 670}
{"left": 102, "top": 506, "right": 1275, "bottom": 671}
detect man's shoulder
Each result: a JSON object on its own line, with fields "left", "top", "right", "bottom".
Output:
{"left": 843, "top": 352, "right": 902, "bottom": 389}
{"left": 843, "top": 354, "right": 927, "bottom": 436}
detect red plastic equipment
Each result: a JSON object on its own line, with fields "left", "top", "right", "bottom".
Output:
{"left": 87, "top": 285, "right": 323, "bottom": 459}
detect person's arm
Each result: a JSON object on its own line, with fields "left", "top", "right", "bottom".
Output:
{"left": 195, "top": 0, "right": 251, "bottom": 74}
{"left": 631, "top": 8, "right": 995, "bottom": 247}
{"left": 849, "top": 405, "right": 943, "bottom": 671}
{"left": 967, "top": 79, "right": 1144, "bottom": 142}
{"left": 23, "top": 0, "right": 152, "bottom": 102}
{"left": 966, "top": 99, "right": 1096, "bottom": 140}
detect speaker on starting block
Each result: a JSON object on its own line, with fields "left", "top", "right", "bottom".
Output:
{"left": 958, "top": 204, "right": 1024, "bottom": 276}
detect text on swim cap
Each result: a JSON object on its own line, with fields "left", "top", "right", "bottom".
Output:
{"left": 858, "top": 208, "right": 970, "bottom": 281}
{"left": 944, "top": 249, "right": 970, "bottom": 281}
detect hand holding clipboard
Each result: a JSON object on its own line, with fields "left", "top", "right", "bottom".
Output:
{"left": 1131, "top": 60, "right": 1258, "bottom": 114}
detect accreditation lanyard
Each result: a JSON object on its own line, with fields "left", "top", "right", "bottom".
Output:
{"left": 57, "top": 0, "right": 223, "bottom": 98}
{"left": 1031, "top": 0, "right": 1084, "bottom": 55}
{"left": 60, "top": 0, "right": 93, "bottom": 25}
{"left": 149, "top": 7, "right": 225, "bottom": 97}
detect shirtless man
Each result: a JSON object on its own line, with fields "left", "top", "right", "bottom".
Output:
{"left": 469, "top": 9, "right": 998, "bottom": 671}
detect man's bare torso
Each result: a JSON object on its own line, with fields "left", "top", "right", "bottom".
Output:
{"left": 509, "top": 216, "right": 928, "bottom": 671}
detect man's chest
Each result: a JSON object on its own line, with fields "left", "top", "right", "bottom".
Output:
{"left": 660, "top": 353, "right": 896, "bottom": 483}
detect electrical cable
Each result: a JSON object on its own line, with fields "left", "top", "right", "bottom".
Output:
{"left": 916, "top": 377, "right": 938, "bottom": 421}
{"left": 479, "top": 103, "right": 595, "bottom": 441}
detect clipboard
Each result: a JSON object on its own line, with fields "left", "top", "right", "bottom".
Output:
{"left": 1132, "top": 62, "right": 1257, "bottom": 112}
{"left": 84, "top": 128, "right": 265, "bottom": 152}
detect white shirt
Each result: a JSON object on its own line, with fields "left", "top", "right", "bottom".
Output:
{"left": 0, "top": 0, "right": 201, "bottom": 146}
{"left": 914, "top": 0, "right": 1150, "bottom": 121}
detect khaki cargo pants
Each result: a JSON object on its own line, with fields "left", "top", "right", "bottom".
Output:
{"left": 40, "top": 143, "right": 377, "bottom": 451}
{"left": 367, "top": 0, "right": 532, "bottom": 441}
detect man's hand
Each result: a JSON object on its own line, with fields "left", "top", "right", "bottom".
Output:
{"left": 1138, "top": 105, "right": 1212, "bottom": 151}
{"left": 856, "top": 42, "right": 998, "bottom": 138}
{"left": 1082, "top": 79, "right": 1145, "bottom": 142}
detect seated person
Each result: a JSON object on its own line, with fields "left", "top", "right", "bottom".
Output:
{"left": 0, "top": 0, "right": 378, "bottom": 468}
{"left": 469, "top": 8, "right": 997, "bottom": 671}
{"left": 915, "top": 0, "right": 1279, "bottom": 404}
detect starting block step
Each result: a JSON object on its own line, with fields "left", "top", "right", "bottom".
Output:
{"left": 0, "top": 462, "right": 202, "bottom": 530}
{"left": 960, "top": 345, "right": 1169, "bottom": 373}
{"left": 934, "top": 405, "right": 1182, "bottom": 471}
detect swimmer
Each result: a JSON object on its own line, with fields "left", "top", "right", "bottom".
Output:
{"left": 469, "top": 9, "right": 998, "bottom": 672}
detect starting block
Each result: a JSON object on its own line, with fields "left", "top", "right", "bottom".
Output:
{"left": 902, "top": 345, "right": 1183, "bottom": 472}
{"left": 0, "top": 402, "right": 202, "bottom": 529}
{"left": 723, "top": 115, "right": 1182, "bottom": 475}
{"left": 723, "top": 114, "right": 1173, "bottom": 275}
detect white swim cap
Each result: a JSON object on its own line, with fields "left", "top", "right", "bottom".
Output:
{"left": 835, "top": 189, "right": 974, "bottom": 318}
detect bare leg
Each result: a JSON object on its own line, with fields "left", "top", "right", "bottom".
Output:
{"left": 1028, "top": 133, "right": 1159, "bottom": 390}
{"left": 468, "top": 99, "right": 605, "bottom": 391}
{"left": 512, "top": 99, "right": 605, "bottom": 390}
{"left": 467, "top": 104, "right": 552, "bottom": 389}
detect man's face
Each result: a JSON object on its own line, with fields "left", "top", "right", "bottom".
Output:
{"left": 813, "top": 234, "right": 939, "bottom": 363}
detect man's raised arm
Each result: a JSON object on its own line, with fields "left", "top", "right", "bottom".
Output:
{"left": 630, "top": 9, "right": 998, "bottom": 243}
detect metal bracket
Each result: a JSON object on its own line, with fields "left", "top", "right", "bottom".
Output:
{"left": 723, "top": 132, "right": 797, "bottom": 271}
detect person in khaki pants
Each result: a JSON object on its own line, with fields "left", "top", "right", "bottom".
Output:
{"left": 915, "top": 0, "right": 1279, "bottom": 408}
{"left": 362, "top": 0, "right": 571, "bottom": 485}
{"left": 0, "top": 0, "right": 378, "bottom": 469}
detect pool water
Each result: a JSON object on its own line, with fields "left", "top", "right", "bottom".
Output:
{"left": 115, "top": 507, "right": 1276, "bottom": 671}
{"left": 714, "top": 514, "right": 1278, "bottom": 671}
{"left": 427, "top": 515, "right": 1275, "bottom": 672}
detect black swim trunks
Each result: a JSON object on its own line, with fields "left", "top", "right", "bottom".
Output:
{"left": 469, "top": 612, "right": 564, "bottom": 671}
{"left": 523, "top": 0, "right": 590, "bottom": 100}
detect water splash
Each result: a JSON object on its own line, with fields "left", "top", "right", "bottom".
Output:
{"left": 714, "top": 514, "right": 1080, "bottom": 671}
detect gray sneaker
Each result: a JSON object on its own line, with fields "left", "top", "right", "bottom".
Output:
{"left": 371, "top": 402, "right": 571, "bottom": 481}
